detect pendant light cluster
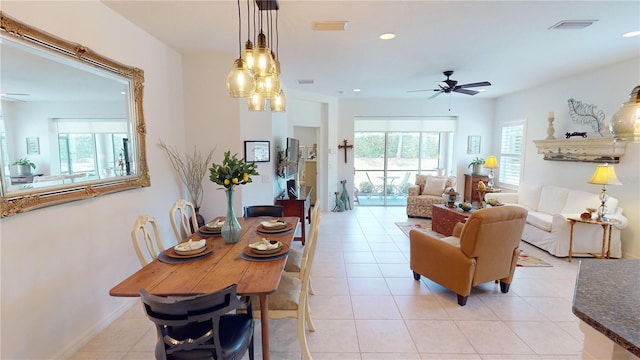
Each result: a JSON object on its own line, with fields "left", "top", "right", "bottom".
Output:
{"left": 226, "top": 0, "right": 286, "bottom": 112}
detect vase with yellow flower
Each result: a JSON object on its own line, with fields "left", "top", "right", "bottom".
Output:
{"left": 209, "top": 151, "right": 259, "bottom": 243}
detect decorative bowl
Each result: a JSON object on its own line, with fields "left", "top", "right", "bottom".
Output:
{"left": 458, "top": 202, "right": 473, "bottom": 212}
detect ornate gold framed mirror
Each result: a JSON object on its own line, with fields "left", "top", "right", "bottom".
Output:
{"left": 0, "top": 12, "right": 150, "bottom": 217}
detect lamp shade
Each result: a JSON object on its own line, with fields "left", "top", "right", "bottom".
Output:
{"left": 588, "top": 163, "right": 622, "bottom": 186}
{"left": 610, "top": 85, "right": 640, "bottom": 142}
{"left": 226, "top": 59, "right": 256, "bottom": 98}
{"left": 484, "top": 156, "right": 499, "bottom": 169}
{"left": 270, "top": 89, "right": 287, "bottom": 112}
{"left": 247, "top": 92, "right": 266, "bottom": 111}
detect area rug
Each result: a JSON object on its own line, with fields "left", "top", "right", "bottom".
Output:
{"left": 395, "top": 221, "right": 552, "bottom": 267}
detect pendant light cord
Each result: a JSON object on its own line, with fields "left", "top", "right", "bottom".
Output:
{"left": 236, "top": 0, "right": 241, "bottom": 56}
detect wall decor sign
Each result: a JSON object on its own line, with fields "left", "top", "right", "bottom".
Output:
{"left": 26, "top": 137, "right": 39, "bottom": 154}
{"left": 244, "top": 140, "right": 270, "bottom": 162}
{"left": 467, "top": 135, "right": 480, "bottom": 154}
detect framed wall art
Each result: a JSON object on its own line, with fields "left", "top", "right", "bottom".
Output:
{"left": 244, "top": 140, "right": 270, "bottom": 162}
{"left": 467, "top": 135, "right": 481, "bottom": 154}
{"left": 26, "top": 137, "right": 39, "bottom": 154}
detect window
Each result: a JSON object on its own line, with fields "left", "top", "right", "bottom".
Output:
{"left": 498, "top": 121, "right": 525, "bottom": 187}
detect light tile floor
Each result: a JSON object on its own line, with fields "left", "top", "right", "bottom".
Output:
{"left": 70, "top": 206, "right": 585, "bottom": 360}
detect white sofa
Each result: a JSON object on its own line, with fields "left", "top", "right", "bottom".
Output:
{"left": 485, "top": 184, "right": 627, "bottom": 258}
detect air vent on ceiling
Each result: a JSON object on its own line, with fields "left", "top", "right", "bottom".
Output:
{"left": 549, "top": 20, "right": 598, "bottom": 30}
{"left": 313, "top": 21, "right": 348, "bottom": 31}
{"left": 297, "top": 79, "right": 315, "bottom": 85}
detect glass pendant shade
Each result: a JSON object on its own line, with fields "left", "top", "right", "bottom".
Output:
{"left": 226, "top": 58, "right": 256, "bottom": 98}
{"left": 270, "top": 90, "right": 287, "bottom": 112}
{"left": 241, "top": 40, "right": 256, "bottom": 72}
{"left": 255, "top": 73, "right": 281, "bottom": 97}
{"left": 253, "top": 32, "right": 273, "bottom": 77}
{"left": 247, "top": 92, "right": 266, "bottom": 111}
{"left": 610, "top": 85, "right": 640, "bottom": 142}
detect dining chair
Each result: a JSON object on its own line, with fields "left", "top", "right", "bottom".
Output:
{"left": 169, "top": 199, "right": 199, "bottom": 243}
{"left": 243, "top": 205, "right": 284, "bottom": 217}
{"left": 252, "top": 212, "right": 321, "bottom": 360}
{"left": 285, "top": 205, "right": 319, "bottom": 295}
{"left": 131, "top": 215, "right": 165, "bottom": 266}
{"left": 140, "top": 284, "right": 254, "bottom": 360}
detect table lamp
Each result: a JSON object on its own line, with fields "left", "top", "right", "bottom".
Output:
{"left": 484, "top": 156, "right": 499, "bottom": 189}
{"left": 588, "top": 163, "right": 622, "bottom": 221}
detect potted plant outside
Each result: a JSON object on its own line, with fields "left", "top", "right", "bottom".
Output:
{"left": 12, "top": 158, "right": 36, "bottom": 176}
{"left": 468, "top": 157, "right": 485, "bottom": 174}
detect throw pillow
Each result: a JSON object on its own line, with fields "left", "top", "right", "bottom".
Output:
{"left": 422, "top": 176, "right": 448, "bottom": 196}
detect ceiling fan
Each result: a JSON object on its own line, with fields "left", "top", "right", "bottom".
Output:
{"left": 409, "top": 70, "right": 491, "bottom": 99}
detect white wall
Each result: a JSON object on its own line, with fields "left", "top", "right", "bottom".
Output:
{"left": 495, "top": 57, "right": 640, "bottom": 258}
{"left": 0, "top": 2, "right": 185, "bottom": 358}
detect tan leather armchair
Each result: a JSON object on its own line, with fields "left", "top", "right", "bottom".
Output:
{"left": 410, "top": 206, "right": 528, "bottom": 306}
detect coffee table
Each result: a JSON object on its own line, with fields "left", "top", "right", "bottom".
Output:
{"left": 432, "top": 204, "right": 474, "bottom": 236}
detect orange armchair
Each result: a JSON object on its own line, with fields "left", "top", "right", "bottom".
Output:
{"left": 410, "top": 206, "right": 527, "bottom": 306}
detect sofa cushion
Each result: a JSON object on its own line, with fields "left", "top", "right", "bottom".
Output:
{"left": 423, "top": 176, "right": 448, "bottom": 196}
{"left": 518, "top": 183, "right": 542, "bottom": 211}
{"left": 527, "top": 211, "right": 553, "bottom": 232}
{"left": 537, "top": 186, "right": 569, "bottom": 215}
{"left": 561, "top": 190, "right": 602, "bottom": 214}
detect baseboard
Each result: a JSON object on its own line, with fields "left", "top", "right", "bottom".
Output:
{"left": 53, "top": 298, "right": 138, "bottom": 360}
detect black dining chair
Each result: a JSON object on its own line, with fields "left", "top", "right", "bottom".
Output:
{"left": 244, "top": 205, "right": 284, "bottom": 217}
{"left": 139, "top": 284, "right": 254, "bottom": 360}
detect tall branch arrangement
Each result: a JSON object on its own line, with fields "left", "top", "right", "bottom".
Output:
{"left": 159, "top": 140, "right": 215, "bottom": 208}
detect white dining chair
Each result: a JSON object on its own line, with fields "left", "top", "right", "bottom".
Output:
{"left": 131, "top": 215, "right": 165, "bottom": 266}
{"left": 285, "top": 205, "right": 319, "bottom": 295}
{"left": 169, "top": 199, "right": 199, "bottom": 243}
{"left": 253, "top": 212, "right": 321, "bottom": 360}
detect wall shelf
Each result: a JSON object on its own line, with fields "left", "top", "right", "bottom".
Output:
{"left": 532, "top": 138, "right": 628, "bottom": 163}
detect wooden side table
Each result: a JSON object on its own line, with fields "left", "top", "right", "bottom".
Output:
{"left": 476, "top": 188, "right": 501, "bottom": 209}
{"left": 567, "top": 217, "right": 621, "bottom": 262}
{"left": 432, "top": 204, "right": 473, "bottom": 236}
{"left": 276, "top": 186, "right": 312, "bottom": 244}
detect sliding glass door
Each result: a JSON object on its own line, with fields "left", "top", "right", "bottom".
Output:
{"left": 355, "top": 131, "right": 450, "bottom": 206}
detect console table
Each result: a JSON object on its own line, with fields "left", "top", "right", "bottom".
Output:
{"left": 276, "top": 186, "right": 312, "bottom": 244}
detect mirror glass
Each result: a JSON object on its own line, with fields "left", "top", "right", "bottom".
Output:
{"left": 0, "top": 12, "right": 149, "bottom": 217}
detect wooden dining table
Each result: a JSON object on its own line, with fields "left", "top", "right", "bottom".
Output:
{"left": 110, "top": 216, "right": 300, "bottom": 360}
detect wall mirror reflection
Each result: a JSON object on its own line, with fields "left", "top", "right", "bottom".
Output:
{"left": 0, "top": 12, "right": 149, "bottom": 217}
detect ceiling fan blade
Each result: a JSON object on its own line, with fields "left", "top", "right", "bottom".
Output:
{"left": 407, "top": 89, "right": 436, "bottom": 93}
{"left": 458, "top": 81, "right": 491, "bottom": 88}
{"left": 453, "top": 88, "right": 479, "bottom": 95}
{"left": 428, "top": 91, "right": 443, "bottom": 99}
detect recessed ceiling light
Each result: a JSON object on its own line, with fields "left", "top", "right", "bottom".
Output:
{"left": 622, "top": 30, "right": 640, "bottom": 38}
{"left": 297, "top": 79, "right": 315, "bottom": 85}
{"left": 379, "top": 33, "right": 396, "bottom": 40}
{"left": 353, "top": 89, "right": 361, "bottom": 93}
{"left": 120, "top": 91, "right": 126, "bottom": 95}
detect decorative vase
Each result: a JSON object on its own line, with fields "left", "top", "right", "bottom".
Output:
{"left": 193, "top": 206, "right": 205, "bottom": 231}
{"left": 221, "top": 188, "right": 242, "bottom": 243}
{"left": 472, "top": 164, "right": 482, "bottom": 174}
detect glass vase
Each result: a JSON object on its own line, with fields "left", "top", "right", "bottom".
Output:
{"left": 222, "top": 188, "right": 242, "bottom": 243}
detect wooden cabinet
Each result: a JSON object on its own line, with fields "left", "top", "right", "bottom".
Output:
{"left": 464, "top": 174, "right": 489, "bottom": 204}
{"left": 276, "top": 186, "right": 312, "bottom": 244}
{"left": 304, "top": 161, "right": 317, "bottom": 205}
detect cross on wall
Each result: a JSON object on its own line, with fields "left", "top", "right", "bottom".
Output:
{"left": 338, "top": 139, "right": 353, "bottom": 163}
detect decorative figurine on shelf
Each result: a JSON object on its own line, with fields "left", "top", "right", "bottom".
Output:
{"left": 546, "top": 112, "right": 556, "bottom": 140}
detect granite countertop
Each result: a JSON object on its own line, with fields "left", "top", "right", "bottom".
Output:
{"left": 572, "top": 259, "right": 640, "bottom": 357}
